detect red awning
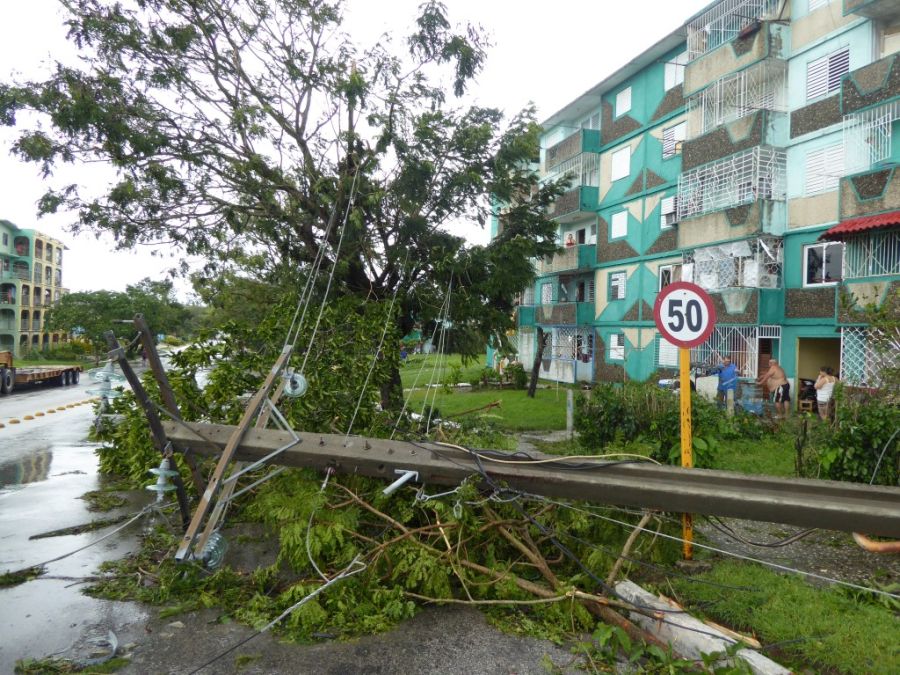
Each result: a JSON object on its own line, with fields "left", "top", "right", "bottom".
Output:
{"left": 820, "top": 211, "right": 900, "bottom": 240}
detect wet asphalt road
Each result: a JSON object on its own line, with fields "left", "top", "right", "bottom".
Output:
{"left": 0, "top": 376, "right": 150, "bottom": 672}
{"left": 0, "top": 375, "right": 576, "bottom": 674}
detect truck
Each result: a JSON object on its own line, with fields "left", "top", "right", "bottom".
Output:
{"left": 0, "top": 351, "right": 83, "bottom": 395}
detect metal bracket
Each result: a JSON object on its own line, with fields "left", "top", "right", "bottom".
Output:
{"left": 383, "top": 469, "right": 419, "bottom": 496}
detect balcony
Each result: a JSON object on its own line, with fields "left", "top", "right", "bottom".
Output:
{"left": 683, "top": 236, "right": 783, "bottom": 292}
{"left": 0, "top": 292, "right": 15, "bottom": 306}
{"left": 548, "top": 186, "right": 599, "bottom": 223}
{"left": 31, "top": 321, "right": 41, "bottom": 331}
{"left": 3, "top": 267, "right": 30, "bottom": 281}
{"left": 838, "top": 163, "right": 900, "bottom": 222}
{"left": 538, "top": 244, "right": 596, "bottom": 275}
{"left": 544, "top": 129, "right": 601, "bottom": 174}
{"left": 686, "top": 0, "right": 781, "bottom": 61}
{"left": 677, "top": 146, "right": 786, "bottom": 221}
{"left": 686, "top": 60, "right": 786, "bottom": 140}
{"left": 844, "top": 0, "right": 900, "bottom": 20}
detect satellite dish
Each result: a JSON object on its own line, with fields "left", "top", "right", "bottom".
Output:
{"left": 88, "top": 361, "right": 126, "bottom": 383}
{"left": 283, "top": 371, "right": 308, "bottom": 398}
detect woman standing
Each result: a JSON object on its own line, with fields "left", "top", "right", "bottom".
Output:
{"left": 814, "top": 366, "right": 837, "bottom": 421}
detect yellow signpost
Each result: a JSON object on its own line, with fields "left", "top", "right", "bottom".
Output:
{"left": 653, "top": 282, "right": 715, "bottom": 561}
{"left": 679, "top": 346, "right": 693, "bottom": 559}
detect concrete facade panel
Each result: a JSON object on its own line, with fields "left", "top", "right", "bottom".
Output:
{"left": 787, "top": 191, "right": 839, "bottom": 229}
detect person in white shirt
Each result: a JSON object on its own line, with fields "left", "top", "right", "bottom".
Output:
{"left": 814, "top": 366, "right": 837, "bottom": 421}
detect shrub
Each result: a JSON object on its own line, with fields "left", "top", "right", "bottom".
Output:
{"left": 815, "top": 385, "right": 899, "bottom": 485}
{"left": 507, "top": 362, "right": 528, "bottom": 389}
{"left": 574, "top": 382, "right": 720, "bottom": 468}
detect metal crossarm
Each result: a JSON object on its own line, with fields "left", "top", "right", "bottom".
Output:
{"left": 174, "top": 346, "right": 293, "bottom": 562}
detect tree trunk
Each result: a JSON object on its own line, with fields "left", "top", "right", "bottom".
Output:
{"left": 527, "top": 327, "right": 546, "bottom": 399}
{"left": 381, "top": 363, "right": 404, "bottom": 411}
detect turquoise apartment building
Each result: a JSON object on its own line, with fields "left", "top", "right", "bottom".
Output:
{"left": 505, "top": 0, "right": 899, "bottom": 397}
{"left": 0, "top": 220, "right": 70, "bottom": 356}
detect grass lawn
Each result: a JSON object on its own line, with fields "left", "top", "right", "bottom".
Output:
{"left": 669, "top": 559, "right": 900, "bottom": 674}
{"left": 710, "top": 432, "right": 797, "bottom": 477}
{"left": 399, "top": 353, "right": 486, "bottom": 390}
{"left": 404, "top": 385, "right": 570, "bottom": 432}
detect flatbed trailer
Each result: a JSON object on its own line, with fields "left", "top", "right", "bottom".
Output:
{"left": 0, "top": 351, "right": 83, "bottom": 395}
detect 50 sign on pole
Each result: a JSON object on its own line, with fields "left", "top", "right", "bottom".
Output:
{"left": 653, "top": 282, "right": 716, "bottom": 560}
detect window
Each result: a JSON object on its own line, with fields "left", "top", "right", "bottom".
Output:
{"left": 808, "top": 0, "right": 829, "bottom": 11}
{"left": 657, "top": 336, "right": 678, "bottom": 367}
{"left": 541, "top": 282, "right": 553, "bottom": 304}
{"left": 608, "top": 271, "right": 626, "bottom": 300}
{"left": 804, "top": 242, "right": 843, "bottom": 285}
{"left": 609, "top": 333, "right": 625, "bottom": 361}
{"left": 806, "top": 47, "right": 849, "bottom": 101}
{"left": 805, "top": 144, "right": 844, "bottom": 195}
{"left": 611, "top": 146, "right": 631, "bottom": 181}
{"left": 662, "top": 121, "right": 686, "bottom": 159}
{"left": 580, "top": 113, "right": 600, "bottom": 130}
{"left": 610, "top": 211, "right": 628, "bottom": 239}
{"left": 2, "top": 233, "right": 7, "bottom": 246}
{"left": 660, "top": 196, "right": 678, "bottom": 229}
{"left": 664, "top": 51, "right": 687, "bottom": 91}
{"left": 615, "top": 87, "right": 632, "bottom": 117}
{"left": 658, "top": 263, "right": 683, "bottom": 291}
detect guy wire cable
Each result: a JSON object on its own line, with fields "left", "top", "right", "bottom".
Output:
{"left": 298, "top": 165, "right": 362, "bottom": 375}
{"left": 344, "top": 248, "right": 411, "bottom": 438}
{"left": 390, "top": 287, "right": 455, "bottom": 440}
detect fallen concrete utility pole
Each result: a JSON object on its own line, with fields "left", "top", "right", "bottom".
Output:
{"left": 163, "top": 421, "right": 900, "bottom": 539}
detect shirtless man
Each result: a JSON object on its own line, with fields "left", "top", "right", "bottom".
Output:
{"left": 756, "top": 358, "right": 790, "bottom": 418}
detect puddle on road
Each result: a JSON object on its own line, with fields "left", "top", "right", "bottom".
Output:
{"left": 0, "top": 419, "right": 154, "bottom": 671}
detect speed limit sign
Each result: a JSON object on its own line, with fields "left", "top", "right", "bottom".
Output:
{"left": 653, "top": 282, "right": 716, "bottom": 348}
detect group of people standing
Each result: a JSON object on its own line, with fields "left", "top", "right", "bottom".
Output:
{"left": 711, "top": 356, "right": 836, "bottom": 421}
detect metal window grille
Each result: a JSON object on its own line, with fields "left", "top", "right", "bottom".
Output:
{"left": 657, "top": 336, "right": 679, "bottom": 367}
{"left": 686, "top": 0, "right": 781, "bottom": 60}
{"left": 691, "top": 325, "right": 780, "bottom": 378}
{"left": 677, "top": 147, "right": 786, "bottom": 220}
{"left": 843, "top": 230, "right": 900, "bottom": 279}
{"left": 842, "top": 100, "right": 900, "bottom": 174}
{"left": 840, "top": 326, "right": 898, "bottom": 387}
{"left": 683, "top": 236, "right": 782, "bottom": 291}
{"left": 543, "top": 152, "right": 600, "bottom": 187}
{"left": 687, "top": 60, "right": 787, "bottom": 137}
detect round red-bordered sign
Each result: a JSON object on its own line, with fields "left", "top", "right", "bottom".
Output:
{"left": 653, "top": 282, "right": 716, "bottom": 348}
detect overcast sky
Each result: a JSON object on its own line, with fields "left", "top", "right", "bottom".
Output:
{"left": 0, "top": 0, "right": 709, "bottom": 298}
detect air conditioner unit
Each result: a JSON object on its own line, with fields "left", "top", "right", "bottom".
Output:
{"left": 660, "top": 196, "right": 678, "bottom": 228}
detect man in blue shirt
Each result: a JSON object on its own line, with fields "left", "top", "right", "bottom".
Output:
{"left": 711, "top": 356, "right": 738, "bottom": 416}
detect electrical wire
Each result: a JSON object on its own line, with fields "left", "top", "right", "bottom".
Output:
{"left": 869, "top": 427, "right": 899, "bottom": 485}
{"left": 703, "top": 516, "right": 817, "bottom": 548}
{"left": 186, "top": 555, "right": 367, "bottom": 675}
{"left": 345, "top": 249, "right": 411, "bottom": 438}
{"left": 532, "top": 497, "right": 900, "bottom": 602}
{"left": 14, "top": 504, "right": 158, "bottom": 573}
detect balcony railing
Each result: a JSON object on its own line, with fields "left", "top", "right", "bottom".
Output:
{"left": 0, "top": 320, "right": 14, "bottom": 330}
{"left": 538, "top": 244, "right": 596, "bottom": 275}
{"left": 548, "top": 186, "right": 599, "bottom": 222}
{"left": 519, "top": 302, "right": 595, "bottom": 326}
{"left": 683, "top": 236, "right": 783, "bottom": 291}
{"left": 543, "top": 129, "right": 601, "bottom": 175}
{"left": 0, "top": 293, "right": 15, "bottom": 305}
{"left": 687, "top": 60, "right": 787, "bottom": 138}
{"left": 686, "top": 0, "right": 780, "bottom": 60}
{"left": 2, "top": 269, "right": 30, "bottom": 281}
{"left": 677, "top": 146, "right": 786, "bottom": 220}
{"left": 31, "top": 321, "right": 41, "bottom": 331}
{"left": 843, "top": 100, "right": 900, "bottom": 175}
